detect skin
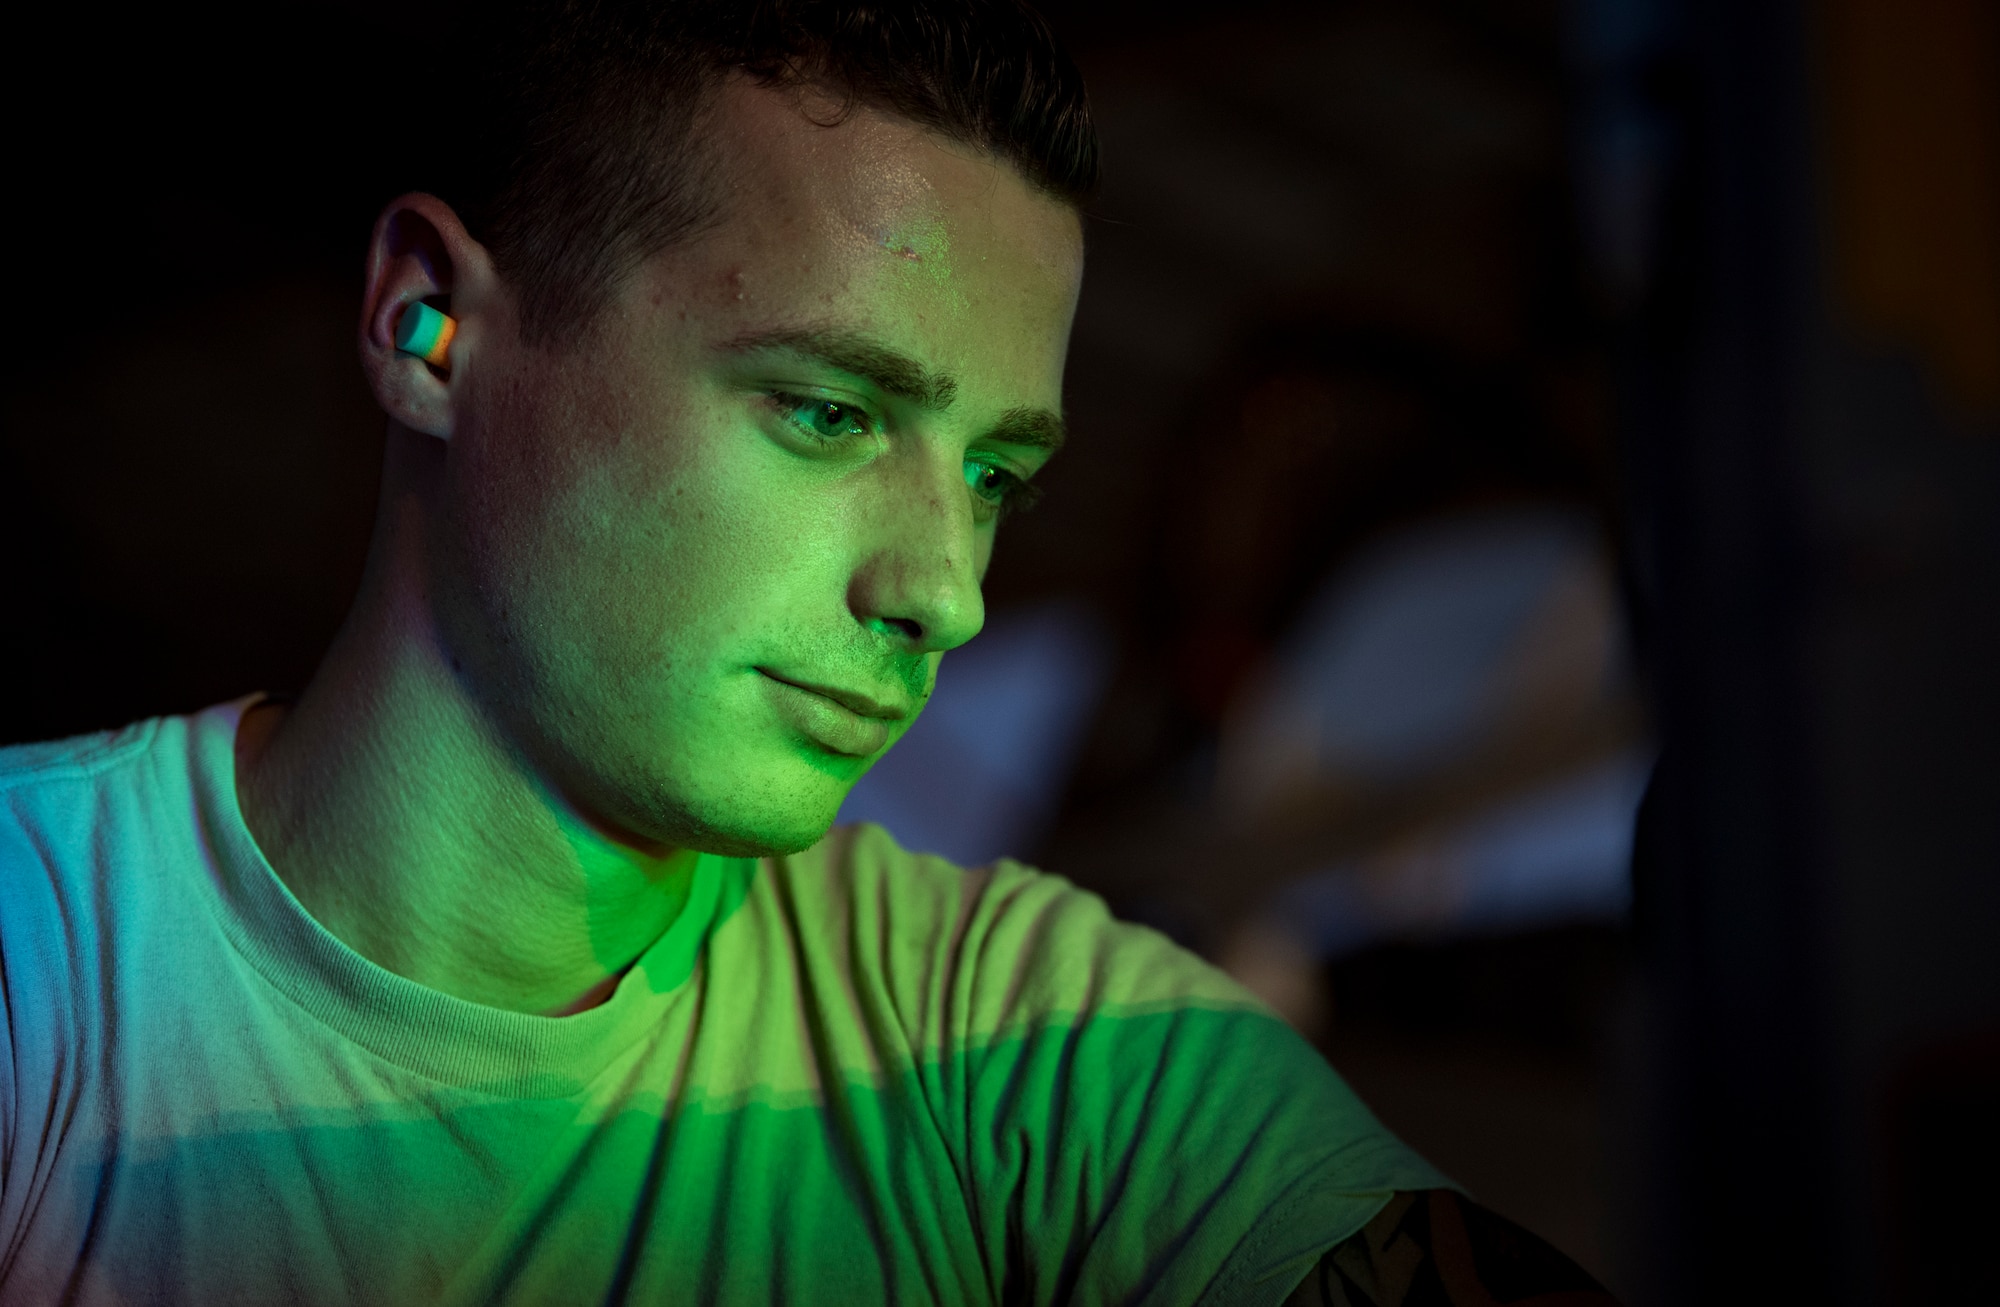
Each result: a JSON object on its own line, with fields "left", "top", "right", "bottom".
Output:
{"left": 235, "top": 78, "right": 1085, "bottom": 1016}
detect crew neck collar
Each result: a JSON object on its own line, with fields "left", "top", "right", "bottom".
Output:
{"left": 187, "top": 693, "right": 751, "bottom": 1099}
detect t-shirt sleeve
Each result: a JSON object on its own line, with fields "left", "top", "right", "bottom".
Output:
{"left": 0, "top": 944, "right": 13, "bottom": 1202}
{"left": 948, "top": 859, "right": 1453, "bottom": 1307}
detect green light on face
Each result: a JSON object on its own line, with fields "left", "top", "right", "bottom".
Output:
{"left": 878, "top": 216, "right": 969, "bottom": 312}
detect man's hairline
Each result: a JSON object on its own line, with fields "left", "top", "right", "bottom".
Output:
{"left": 723, "top": 69, "right": 1091, "bottom": 212}
{"left": 533, "top": 71, "right": 1085, "bottom": 344}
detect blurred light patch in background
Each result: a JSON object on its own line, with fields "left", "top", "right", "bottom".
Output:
{"left": 1212, "top": 502, "right": 1647, "bottom": 1023}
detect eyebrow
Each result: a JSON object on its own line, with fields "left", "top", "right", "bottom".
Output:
{"left": 720, "top": 326, "right": 958, "bottom": 408}
{"left": 986, "top": 406, "right": 1067, "bottom": 454}
{"left": 717, "top": 325, "right": 1066, "bottom": 454}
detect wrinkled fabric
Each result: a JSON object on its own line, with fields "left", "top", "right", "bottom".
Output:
{"left": 0, "top": 697, "right": 1444, "bottom": 1306}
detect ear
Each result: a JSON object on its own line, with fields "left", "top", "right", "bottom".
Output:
{"left": 359, "top": 194, "right": 501, "bottom": 440}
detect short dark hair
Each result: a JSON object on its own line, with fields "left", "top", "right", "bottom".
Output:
{"left": 441, "top": 0, "right": 1098, "bottom": 344}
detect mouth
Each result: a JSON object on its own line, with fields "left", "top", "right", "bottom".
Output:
{"left": 757, "top": 670, "right": 913, "bottom": 721}
{"left": 756, "top": 669, "right": 912, "bottom": 758}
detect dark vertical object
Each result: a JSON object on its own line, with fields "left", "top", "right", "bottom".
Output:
{"left": 1620, "top": 0, "right": 2000, "bottom": 1300}
{"left": 1623, "top": 0, "right": 1837, "bottom": 1300}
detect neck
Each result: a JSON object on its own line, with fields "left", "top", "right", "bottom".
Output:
{"left": 235, "top": 445, "right": 698, "bottom": 1017}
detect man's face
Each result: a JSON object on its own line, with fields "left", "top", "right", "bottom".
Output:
{"left": 436, "top": 79, "right": 1085, "bottom": 856}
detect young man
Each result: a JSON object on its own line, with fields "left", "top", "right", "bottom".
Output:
{"left": 0, "top": 3, "right": 1616, "bottom": 1302}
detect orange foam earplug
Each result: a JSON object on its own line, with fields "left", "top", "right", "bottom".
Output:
{"left": 394, "top": 301, "right": 457, "bottom": 367}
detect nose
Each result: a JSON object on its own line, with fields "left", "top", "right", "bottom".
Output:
{"left": 848, "top": 448, "right": 986, "bottom": 655}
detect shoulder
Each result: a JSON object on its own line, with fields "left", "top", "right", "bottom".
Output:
{"left": 0, "top": 716, "right": 164, "bottom": 885}
{"left": 0, "top": 718, "right": 170, "bottom": 1112}
{"left": 0, "top": 716, "right": 159, "bottom": 797}
{"left": 769, "top": 821, "right": 1258, "bottom": 1028}
{"left": 0, "top": 708, "right": 220, "bottom": 987}
{"left": 757, "top": 825, "right": 1456, "bottom": 1297}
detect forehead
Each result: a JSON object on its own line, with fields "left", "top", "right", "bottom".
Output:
{"left": 702, "top": 77, "right": 1080, "bottom": 263}
{"left": 653, "top": 78, "right": 1084, "bottom": 362}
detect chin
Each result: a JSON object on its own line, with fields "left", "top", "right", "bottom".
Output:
{"left": 645, "top": 767, "right": 851, "bottom": 860}
{"left": 566, "top": 717, "right": 866, "bottom": 860}
{"left": 688, "top": 823, "right": 833, "bottom": 859}
{"left": 672, "top": 809, "right": 839, "bottom": 860}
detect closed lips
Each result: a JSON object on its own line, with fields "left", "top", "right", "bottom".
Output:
{"left": 757, "top": 670, "right": 908, "bottom": 757}
{"left": 757, "top": 671, "right": 909, "bottom": 721}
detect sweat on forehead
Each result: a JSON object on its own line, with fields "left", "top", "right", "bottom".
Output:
{"left": 706, "top": 85, "right": 970, "bottom": 241}
{"left": 652, "top": 86, "right": 1079, "bottom": 344}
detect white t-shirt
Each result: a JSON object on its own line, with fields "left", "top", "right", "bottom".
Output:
{"left": 0, "top": 696, "right": 1445, "bottom": 1305}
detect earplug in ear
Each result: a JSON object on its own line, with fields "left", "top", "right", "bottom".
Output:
{"left": 394, "top": 301, "right": 457, "bottom": 369}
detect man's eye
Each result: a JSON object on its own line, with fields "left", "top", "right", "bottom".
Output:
{"left": 964, "top": 459, "right": 1035, "bottom": 513}
{"left": 773, "top": 393, "right": 873, "bottom": 442}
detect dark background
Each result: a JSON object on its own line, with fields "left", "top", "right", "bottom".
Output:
{"left": 5, "top": 2, "right": 1997, "bottom": 1301}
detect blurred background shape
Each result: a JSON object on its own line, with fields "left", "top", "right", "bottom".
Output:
{"left": 1218, "top": 503, "right": 1636, "bottom": 814}
{"left": 1205, "top": 499, "right": 1647, "bottom": 1030}
{"left": 6, "top": 1, "right": 1997, "bottom": 1302}
{"left": 1249, "top": 746, "right": 1649, "bottom": 965}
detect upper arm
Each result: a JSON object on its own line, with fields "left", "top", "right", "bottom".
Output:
{"left": 1282, "top": 1190, "right": 1620, "bottom": 1306}
{"left": 0, "top": 953, "right": 10, "bottom": 1200}
{"left": 947, "top": 863, "right": 1450, "bottom": 1301}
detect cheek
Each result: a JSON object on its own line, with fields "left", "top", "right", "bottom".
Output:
{"left": 663, "top": 431, "right": 856, "bottom": 625}
{"left": 448, "top": 353, "right": 714, "bottom": 652}
{"left": 539, "top": 397, "right": 847, "bottom": 658}
{"left": 450, "top": 339, "right": 864, "bottom": 687}
{"left": 458, "top": 347, "right": 653, "bottom": 532}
